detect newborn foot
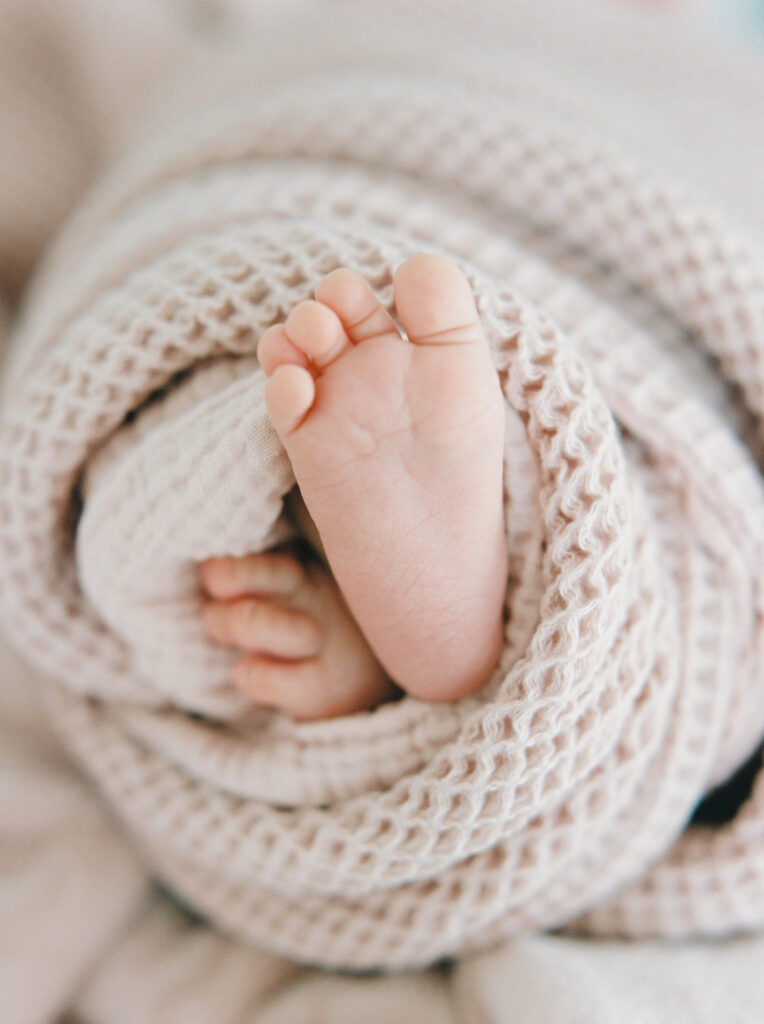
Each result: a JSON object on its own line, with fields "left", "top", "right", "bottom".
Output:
{"left": 258, "top": 254, "right": 507, "bottom": 702}
{"left": 201, "top": 548, "right": 395, "bottom": 721}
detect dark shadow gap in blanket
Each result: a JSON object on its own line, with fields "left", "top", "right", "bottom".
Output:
{"left": 691, "top": 743, "right": 764, "bottom": 827}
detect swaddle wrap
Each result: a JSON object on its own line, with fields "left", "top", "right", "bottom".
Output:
{"left": 0, "top": 69, "right": 763, "bottom": 970}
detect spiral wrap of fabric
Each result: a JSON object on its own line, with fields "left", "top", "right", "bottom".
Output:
{"left": 1, "top": 68, "right": 763, "bottom": 971}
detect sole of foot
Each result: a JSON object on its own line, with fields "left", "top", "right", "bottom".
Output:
{"left": 257, "top": 253, "right": 507, "bottom": 702}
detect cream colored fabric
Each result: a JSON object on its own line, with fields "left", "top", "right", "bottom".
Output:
{"left": 1, "top": 0, "right": 764, "bottom": 1019}
{"left": 0, "top": 649, "right": 148, "bottom": 1024}
{"left": 453, "top": 933, "right": 764, "bottom": 1024}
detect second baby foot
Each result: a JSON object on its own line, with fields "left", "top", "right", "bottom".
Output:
{"left": 258, "top": 254, "right": 507, "bottom": 702}
{"left": 201, "top": 547, "right": 395, "bottom": 721}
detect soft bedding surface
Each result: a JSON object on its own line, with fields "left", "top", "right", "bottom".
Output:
{"left": 1, "top": 1, "right": 763, "bottom": 1021}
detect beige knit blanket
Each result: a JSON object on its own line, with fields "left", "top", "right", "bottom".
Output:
{"left": 1, "top": 0, "right": 764, "bottom": 991}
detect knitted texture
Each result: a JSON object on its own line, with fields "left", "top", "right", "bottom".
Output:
{"left": 1, "top": 67, "right": 763, "bottom": 971}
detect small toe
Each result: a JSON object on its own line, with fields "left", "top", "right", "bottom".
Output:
{"left": 200, "top": 552, "right": 305, "bottom": 599}
{"left": 232, "top": 656, "right": 325, "bottom": 720}
{"left": 265, "top": 363, "right": 316, "bottom": 435}
{"left": 393, "top": 253, "right": 483, "bottom": 345}
{"left": 232, "top": 655, "right": 384, "bottom": 721}
{"left": 285, "top": 299, "right": 350, "bottom": 368}
{"left": 203, "top": 596, "right": 322, "bottom": 658}
{"left": 257, "top": 324, "right": 310, "bottom": 376}
{"left": 315, "top": 268, "right": 400, "bottom": 343}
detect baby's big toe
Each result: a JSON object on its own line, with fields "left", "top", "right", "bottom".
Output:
{"left": 394, "top": 253, "right": 482, "bottom": 346}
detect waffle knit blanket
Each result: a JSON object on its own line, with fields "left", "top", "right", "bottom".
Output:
{"left": 1, "top": 0, "right": 764, "bottom": 1018}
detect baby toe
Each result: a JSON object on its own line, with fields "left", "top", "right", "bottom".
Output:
{"left": 257, "top": 323, "right": 310, "bottom": 376}
{"left": 233, "top": 655, "right": 385, "bottom": 721}
{"left": 394, "top": 253, "right": 483, "bottom": 346}
{"left": 285, "top": 299, "right": 350, "bottom": 369}
{"left": 265, "top": 363, "right": 316, "bottom": 436}
{"left": 200, "top": 551, "right": 306, "bottom": 600}
{"left": 233, "top": 656, "right": 325, "bottom": 721}
{"left": 203, "top": 596, "right": 322, "bottom": 659}
{"left": 315, "top": 268, "right": 399, "bottom": 344}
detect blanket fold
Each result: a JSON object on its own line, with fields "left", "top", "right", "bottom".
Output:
{"left": 1, "top": 67, "right": 763, "bottom": 970}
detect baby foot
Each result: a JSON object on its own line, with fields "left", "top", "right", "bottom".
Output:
{"left": 200, "top": 547, "right": 395, "bottom": 721}
{"left": 257, "top": 254, "right": 507, "bottom": 702}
